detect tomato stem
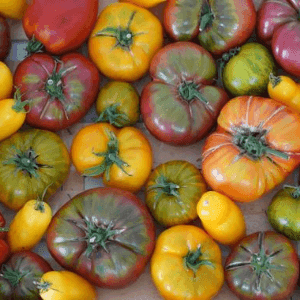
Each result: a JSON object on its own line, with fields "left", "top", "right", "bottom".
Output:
{"left": 178, "top": 81, "right": 208, "bottom": 104}
{"left": 148, "top": 175, "right": 181, "bottom": 199}
{"left": 283, "top": 185, "right": 300, "bottom": 199}
{"left": 184, "top": 246, "right": 214, "bottom": 273}
{"left": 1, "top": 265, "right": 27, "bottom": 287}
{"left": 269, "top": 73, "right": 281, "bottom": 88}
{"left": 0, "top": 227, "right": 9, "bottom": 232}
{"left": 199, "top": 1, "right": 214, "bottom": 32}
{"left": 26, "top": 35, "right": 44, "bottom": 55}
{"left": 12, "top": 88, "right": 30, "bottom": 113}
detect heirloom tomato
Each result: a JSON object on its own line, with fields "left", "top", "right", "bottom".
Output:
{"left": 164, "top": 0, "right": 256, "bottom": 55}
{"left": 202, "top": 96, "right": 300, "bottom": 202}
{"left": 88, "top": 2, "right": 163, "bottom": 81}
{"left": 225, "top": 231, "right": 299, "bottom": 300}
{"left": 151, "top": 225, "right": 224, "bottom": 300}
{"left": 146, "top": 160, "right": 207, "bottom": 226}
{"left": 267, "top": 185, "right": 300, "bottom": 241}
{"left": 71, "top": 123, "right": 152, "bottom": 193}
{"left": 0, "top": 17, "right": 10, "bottom": 61}
{"left": 0, "top": 61, "right": 13, "bottom": 100}
{"left": 0, "top": 0, "right": 27, "bottom": 19}
{"left": 46, "top": 187, "right": 155, "bottom": 288}
{"left": 0, "top": 251, "right": 52, "bottom": 299}
{"left": 95, "top": 81, "right": 140, "bottom": 128}
{"left": 258, "top": 0, "right": 300, "bottom": 77}
{"left": 0, "top": 129, "right": 70, "bottom": 210}
{"left": 13, "top": 52, "right": 100, "bottom": 131}
{"left": 140, "top": 42, "right": 229, "bottom": 146}
{"left": 23, "top": 0, "right": 98, "bottom": 55}
{"left": 38, "top": 271, "right": 97, "bottom": 300}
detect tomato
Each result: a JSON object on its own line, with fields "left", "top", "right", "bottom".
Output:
{"left": 22, "top": 0, "right": 98, "bottom": 55}
{"left": 88, "top": 2, "right": 163, "bottom": 81}
{"left": 202, "top": 96, "right": 300, "bottom": 203}
{"left": 164, "top": 0, "right": 256, "bottom": 55}
{"left": 0, "top": 211, "right": 8, "bottom": 240}
{"left": 222, "top": 43, "right": 276, "bottom": 96}
{"left": 145, "top": 160, "right": 207, "bottom": 226}
{"left": 120, "top": 0, "right": 165, "bottom": 8}
{"left": 95, "top": 81, "right": 140, "bottom": 128}
{"left": 0, "top": 129, "right": 70, "bottom": 210}
{"left": 38, "top": 271, "right": 97, "bottom": 300}
{"left": 225, "top": 231, "right": 299, "bottom": 300}
{"left": 151, "top": 225, "right": 224, "bottom": 300}
{"left": 13, "top": 52, "right": 100, "bottom": 131}
{"left": 0, "top": 0, "right": 27, "bottom": 19}
{"left": 140, "top": 42, "right": 229, "bottom": 146}
{"left": 71, "top": 123, "right": 152, "bottom": 193}
{"left": 47, "top": 187, "right": 155, "bottom": 288}
{"left": 0, "top": 61, "right": 13, "bottom": 100}
{"left": 0, "top": 17, "right": 10, "bottom": 61}
{"left": 0, "top": 239, "right": 10, "bottom": 265}
{"left": 267, "top": 186, "right": 300, "bottom": 241}
{"left": 257, "top": 0, "right": 300, "bottom": 77}
{"left": 8, "top": 199, "right": 52, "bottom": 252}
{"left": 0, "top": 251, "right": 52, "bottom": 299}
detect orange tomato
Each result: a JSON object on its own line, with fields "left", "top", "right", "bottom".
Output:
{"left": 71, "top": 123, "right": 152, "bottom": 192}
{"left": 197, "top": 191, "right": 246, "bottom": 245}
{"left": 0, "top": 61, "right": 13, "bottom": 100}
{"left": 0, "top": 0, "right": 27, "bottom": 19}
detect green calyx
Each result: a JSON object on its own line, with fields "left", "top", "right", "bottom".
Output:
{"left": 94, "top": 104, "right": 130, "bottom": 128}
{"left": 178, "top": 81, "right": 208, "bottom": 104}
{"left": 83, "top": 129, "right": 131, "bottom": 180}
{"left": 12, "top": 88, "right": 30, "bottom": 113}
{"left": 0, "top": 227, "right": 9, "bottom": 232}
{"left": 283, "top": 185, "right": 300, "bottom": 199}
{"left": 148, "top": 175, "right": 181, "bottom": 198}
{"left": 1, "top": 265, "right": 27, "bottom": 287}
{"left": 25, "top": 36, "right": 44, "bottom": 55}
{"left": 45, "top": 70, "right": 64, "bottom": 100}
{"left": 184, "top": 246, "right": 214, "bottom": 273}
{"left": 200, "top": 2, "right": 214, "bottom": 31}
{"left": 269, "top": 73, "right": 281, "bottom": 88}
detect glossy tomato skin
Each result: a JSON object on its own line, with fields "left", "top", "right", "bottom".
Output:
{"left": 202, "top": 96, "right": 300, "bottom": 202}
{"left": 257, "top": 0, "right": 300, "bottom": 76}
{"left": 13, "top": 52, "right": 100, "bottom": 131}
{"left": 140, "top": 42, "right": 229, "bottom": 146}
{"left": 47, "top": 187, "right": 156, "bottom": 289}
{"left": 0, "top": 239, "right": 10, "bottom": 265}
{"left": 0, "top": 129, "right": 70, "bottom": 210}
{"left": 225, "top": 231, "right": 299, "bottom": 300}
{"left": 22, "top": 0, "right": 98, "bottom": 55}
{"left": 0, "top": 17, "right": 10, "bottom": 61}
{"left": 164, "top": 0, "right": 256, "bottom": 55}
{"left": 0, "top": 251, "right": 52, "bottom": 299}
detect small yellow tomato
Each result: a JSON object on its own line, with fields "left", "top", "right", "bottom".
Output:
{"left": 8, "top": 199, "right": 52, "bottom": 252}
{"left": 197, "top": 191, "right": 246, "bottom": 245}
{"left": 0, "top": 61, "right": 13, "bottom": 100}
{"left": 120, "top": 0, "right": 166, "bottom": 8}
{"left": 0, "top": 0, "right": 27, "bottom": 19}
{"left": 38, "top": 270, "right": 97, "bottom": 300}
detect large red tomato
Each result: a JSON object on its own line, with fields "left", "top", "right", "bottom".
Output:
{"left": 0, "top": 17, "right": 10, "bottom": 61}
{"left": 202, "top": 96, "right": 300, "bottom": 202}
{"left": 13, "top": 53, "right": 100, "bottom": 131}
{"left": 22, "top": 0, "right": 98, "bottom": 55}
{"left": 140, "top": 42, "right": 229, "bottom": 146}
{"left": 257, "top": 0, "right": 300, "bottom": 76}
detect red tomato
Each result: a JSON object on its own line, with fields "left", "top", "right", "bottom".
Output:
{"left": 13, "top": 53, "right": 100, "bottom": 131}
{"left": 257, "top": 0, "right": 300, "bottom": 76}
{"left": 0, "top": 211, "right": 7, "bottom": 239}
{"left": 22, "top": 0, "right": 98, "bottom": 55}
{"left": 0, "top": 239, "right": 9, "bottom": 265}
{"left": 0, "top": 17, "right": 10, "bottom": 61}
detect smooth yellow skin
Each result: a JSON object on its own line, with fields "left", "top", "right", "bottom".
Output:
{"left": 120, "top": 0, "right": 166, "bottom": 8}
{"left": 8, "top": 200, "right": 52, "bottom": 252}
{"left": 0, "top": 98, "right": 26, "bottom": 141}
{"left": 39, "top": 271, "right": 97, "bottom": 300}
{"left": 0, "top": 62, "right": 13, "bottom": 100}
{"left": 197, "top": 191, "right": 246, "bottom": 245}
{"left": 0, "top": 0, "right": 27, "bottom": 19}
{"left": 88, "top": 2, "right": 163, "bottom": 81}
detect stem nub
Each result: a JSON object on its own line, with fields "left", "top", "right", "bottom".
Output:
{"left": 269, "top": 73, "right": 281, "bottom": 88}
{"left": 178, "top": 81, "right": 208, "bottom": 104}
{"left": 26, "top": 36, "right": 44, "bottom": 55}
{"left": 184, "top": 246, "right": 214, "bottom": 273}
{"left": 283, "top": 185, "right": 300, "bottom": 199}
{"left": 12, "top": 88, "right": 29, "bottom": 113}
{"left": 148, "top": 176, "right": 181, "bottom": 199}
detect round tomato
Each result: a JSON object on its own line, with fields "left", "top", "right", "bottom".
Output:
{"left": 23, "top": 0, "right": 98, "bottom": 55}
{"left": 145, "top": 160, "right": 207, "bottom": 226}
{"left": 0, "top": 17, "right": 10, "bottom": 61}
{"left": 164, "top": 0, "right": 256, "bottom": 55}
{"left": 140, "top": 42, "right": 229, "bottom": 146}
{"left": 225, "top": 231, "right": 299, "bottom": 300}
{"left": 71, "top": 123, "right": 152, "bottom": 193}
{"left": 46, "top": 187, "right": 155, "bottom": 288}
{"left": 0, "top": 129, "right": 70, "bottom": 210}
{"left": 0, "top": 0, "right": 27, "bottom": 19}
{"left": 222, "top": 43, "right": 276, "bottom": 96}
{"left": 95, "top": 81, "right": 140, "bottom": 127}
{"left": 0, "top": 251, "right": 52, "bottom": 299}
{"left": 88, "top": 2, "right": 163, "bottom": 81}
{"left": 13, "top": 52, "right": 100, "bottom": 131}
{"left": 202, "top": 96, "right": 300, "bottom": 202}
{"left": 267, "top": 186, "right": 300, "bottom": 241}
{"left": 0, "top": 61, "right": 13, "bottom": 100}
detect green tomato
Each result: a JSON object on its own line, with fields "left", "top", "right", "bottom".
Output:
{"left": 222, "top": 42, "right": 276, "bottom": 96}
{"left": 267, "top": 186, "right": 300, "bottom": 241}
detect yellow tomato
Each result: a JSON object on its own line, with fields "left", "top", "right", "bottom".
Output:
{"left": 0, "top": 90, "right": 27, "bottom": 141}
{"left": 120, "top": 0, "right": 166, "bottom": 8}
{"left": 88, "top": 2, "right": 163, "bottom": 81}
{"left": 39, "top": 270, "right": 97, "bottom": 300}
{"left": 197, "top": 191, "right": 246, "bottom": 245}
{"left": 71, "top": 123, "right": 152, "bottom": 192}
{"left": 0, "top": 61, "right": 13, "bottom": 100}
{"left": 0, "top": 0, "right": 27, "bottom": 19}
{"left": 151, "top": 225, "right": 224, "bottom": 300}
{"left": 8, "top": 199, "right": 52, "bottom": 252}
